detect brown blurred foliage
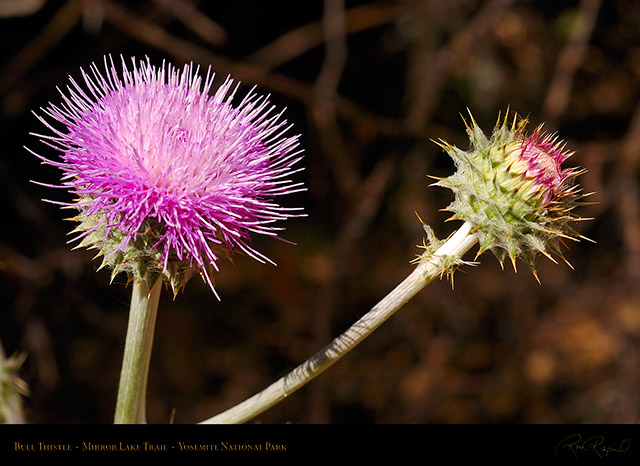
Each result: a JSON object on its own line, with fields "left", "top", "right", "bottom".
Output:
{"left": 1, "top": 0, "right": 639, "bottom": 424}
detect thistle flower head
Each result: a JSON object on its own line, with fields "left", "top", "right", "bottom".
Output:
{"left": 433, "top": 111, "right": 587, "bottom": 279}
{"left": 29, "top": 56, "right": 305, "bottom": 298}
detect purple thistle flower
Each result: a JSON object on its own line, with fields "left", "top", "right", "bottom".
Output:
{"left": 29, "top": 56, "right": 305, "bottom": 298}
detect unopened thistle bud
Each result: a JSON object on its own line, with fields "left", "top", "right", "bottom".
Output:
{"left": 432, "top": 111, "right": 588, "bottom": 279}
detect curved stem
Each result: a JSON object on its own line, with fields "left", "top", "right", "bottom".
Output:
{"left": 200, "top": 221, "right": 478, "bottom": 424}
{"left": 114, "top": 277, "right": 162, "bottom": 424}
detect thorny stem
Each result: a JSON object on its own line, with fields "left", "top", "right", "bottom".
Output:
{"left": 114, "top": 277, "right": 162, "bottom": 424}
{"left": 200, "top": 221, "right": 479, "bottom": 424}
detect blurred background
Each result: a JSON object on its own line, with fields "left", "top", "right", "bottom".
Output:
{"left": 1, "top": 0, "right": 639, "bottom": 424}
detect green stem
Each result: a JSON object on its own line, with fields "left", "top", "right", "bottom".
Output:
{"left": 114, "top": 277, "right": 162, "bottom": 424}
{"left": 200, "top": 221, "right": 478, "bottom": 424}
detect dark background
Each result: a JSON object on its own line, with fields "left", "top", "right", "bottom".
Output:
{"left": 1, "top": 0, "right": 638, "bottom": 424}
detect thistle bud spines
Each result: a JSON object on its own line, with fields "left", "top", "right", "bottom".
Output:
{"left": 432, "top": 110, "right": 588, "bottom": 279}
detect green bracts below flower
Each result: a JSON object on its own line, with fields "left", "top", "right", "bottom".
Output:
{"left": 432, "top": 111, "right": 590, "bottom": 280}
{"left": 68, "top": 204, "right": 225, "bottom": 297}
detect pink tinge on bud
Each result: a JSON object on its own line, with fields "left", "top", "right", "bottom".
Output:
{"left": 508, "top": 129, "right": 573, "bottom": 206}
